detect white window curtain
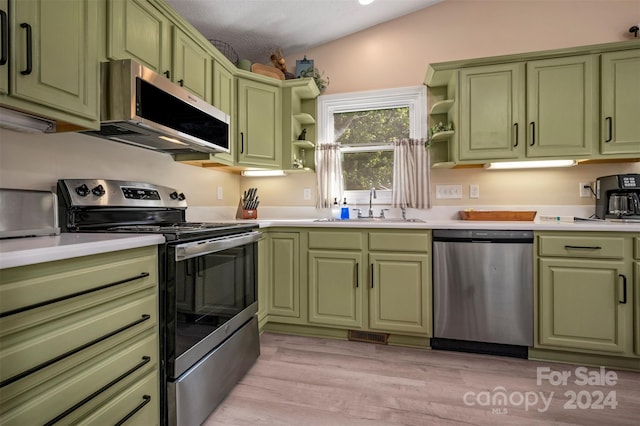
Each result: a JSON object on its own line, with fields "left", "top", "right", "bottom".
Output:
{"left": 392, "top": 138, "right": 431, "bottom": 209}
{"left": 315, "top": 143, "right": 343, "bottom": 208}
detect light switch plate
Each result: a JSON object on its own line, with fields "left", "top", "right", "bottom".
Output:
{"left": 435, "top": 184, "right": 462, "bottom": 199}
{"left": 217, "top": 186, "right": 223, "bottom": 200}
{"left": 469, "top": 184, "right": 480, "bottom": 199}
{"left": 303, "top": 188, "right": 311, "bottom": 200}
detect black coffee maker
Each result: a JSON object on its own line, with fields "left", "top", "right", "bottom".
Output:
{"left": 595, "top": 174, "right": 640, "bottom": 220}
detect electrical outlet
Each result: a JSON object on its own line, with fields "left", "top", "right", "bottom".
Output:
{"left": 579, "top": 182, "right": 592, "bottom": 198}
{"left": 435, "top": 184, "right": 463, "bottom": 199}
{"left": 303, "top": 188, "right": 311, "bottom": 200}
{"left": 217, "top": 186, "right": 223, "bottom": 200}
{"left": 469, "top": 184, "right": 480, "bottom": 199}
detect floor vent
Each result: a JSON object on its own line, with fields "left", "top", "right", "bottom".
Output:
{"left": 348, "top": 330, "right": 389, "bottom": 345}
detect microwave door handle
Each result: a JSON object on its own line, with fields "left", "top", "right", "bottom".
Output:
{"left": 175, "top": 232, "right": 261, "bottom": 261}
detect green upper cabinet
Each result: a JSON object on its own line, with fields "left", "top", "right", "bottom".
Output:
{"left": 426, "top": 41, "right": 640, "bottom": 166}
{"left": 308, "top": 250, "right": 363, "bottom": 328}
{"left": 600, "top": 49, "right": 640, "bottom": 155}
{"left": 458, "top": 63, "right": 525, "bottom": 161}
{"left": 526, "top": 55, "right": 598, "bottom": 158}
{"left": 1, "top": 0, "right": 99, "bottom": 128}
{"left": 209, "top": 59, "right": 236, "bottom": 165}
{"left": 172, "top": 26, "right": 212, "bottom": 102}
{"left": 457, "top": 56, "right": 597, "bottom": 162}
{"left": 236, "top": 76, "right": 282, "bottom": 168}
{"left": 107, "top": 0, "right": 172, "bottom": 77}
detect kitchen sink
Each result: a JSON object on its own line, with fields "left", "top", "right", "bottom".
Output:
{"left": 314, "top": 218, "right": 425, "bottom": 223}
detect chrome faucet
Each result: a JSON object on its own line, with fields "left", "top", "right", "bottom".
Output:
{"left": 368, "top": 187, "right": 376, "bottom": 218}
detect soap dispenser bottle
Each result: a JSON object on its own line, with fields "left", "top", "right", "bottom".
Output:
{"left": 340, "top": 197, "right": 350, "bottom": 220}
{"left": 331, "top": 197, "right": 340, "bottom": 220}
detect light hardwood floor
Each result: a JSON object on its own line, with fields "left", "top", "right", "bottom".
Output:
{"left": 205, "top": 333, "right": 640, "bottom": 425}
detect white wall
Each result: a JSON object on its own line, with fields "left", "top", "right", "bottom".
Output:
{"left": 0, "top": 128, "right": 240, "bottom": 207}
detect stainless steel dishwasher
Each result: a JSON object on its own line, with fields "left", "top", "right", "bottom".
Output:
{"left": 431, "top": 229, "right": 533, "bottom": 358}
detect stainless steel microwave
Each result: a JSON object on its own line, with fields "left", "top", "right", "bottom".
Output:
{"left": 83, "top": 59, "right": 230, "bottom": 155}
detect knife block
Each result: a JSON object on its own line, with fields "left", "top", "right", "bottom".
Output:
{"left": 235, "top": 199, "right": 258, "bottom": 219}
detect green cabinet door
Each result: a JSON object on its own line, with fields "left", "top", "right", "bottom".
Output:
{"left": 7, "top": 0, "right": 98, "bottom": 124}
{"left": 601, "top": 49, "right": 640, "bottom": 155}
{"left": 369, "top": 252, "right": 430, "bottom": 334}
{"left": 526, "top": 55, "right": 597, "bottom": 158}
{"left": 107, "top": 0, "right": 172, "bottom": 76}
{"left": 635, "top": 261, "right": 640, "bottom": 357}
{"left": 237, "top": 77, "right": 282, "bottom": 168}
{"left": 210, "top": 60, "right": 236, "bottom": 165}
{"left": 538, "top": 258, "right": 632, "bottom": 355}
{"left": 308, "top": 250, "right": 363, "bottom": 328}
{"left": 0, "top": 0, "right": 7, "bottom": 95}
{"left": 172, "top": 26, "right": 212, "bottom": 102}
{"left": 257, "top": 234, "right": 268, "bottom": 327}
{"left": 458, "top": 63, "right": 525, "bottom": 161}
{"left": 268, "top": 232, "right": 300, "bottom": 320}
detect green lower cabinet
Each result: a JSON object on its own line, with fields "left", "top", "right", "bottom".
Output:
{"left": 369, "top": 252, "right": 431, "bottom": 334}
{"left": 267, "top": 232, "right": 301, "bottom": 321}
{"left": 257, "top": 235, "right": 268, "bottom": 328}
{"left": 308, "top": 250, "right": 363, "bottom": 328}
{"left": 635, "top": 261, "right": 640, "bottom": 356}
{"left": 538, "top": 257, "right": 633, "bottom": 355}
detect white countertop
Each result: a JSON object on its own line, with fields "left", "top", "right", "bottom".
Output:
{"left": 1, "top": 216, "right": 637, "bottom": 270}
{"left": 0, "top": 233, "right": 165, "bottom": 269}
{"left": 252, "top": 218, "right": 640, "bottom": 233}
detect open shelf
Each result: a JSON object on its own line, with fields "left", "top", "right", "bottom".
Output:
{"left": 429, "top": 99, "right": 454, "bottom": 115}
{"left": 293, "top": 140, "right": 315, "bottom": 148}
{"left": 293, "top": 113, "right": 316, "bottom": 125}
{"left": 430, "top": 130, "right": 454, "bottom": 142}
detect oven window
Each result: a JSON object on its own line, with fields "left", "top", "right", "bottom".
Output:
{"left": 172, "top": 244, "right": 256, "bottom": 358}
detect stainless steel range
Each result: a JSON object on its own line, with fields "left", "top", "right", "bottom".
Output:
{"left": 57, "top": 179, "right": 260, "bottom": 426}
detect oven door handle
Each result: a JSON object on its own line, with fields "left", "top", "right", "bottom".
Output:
{"left": 175, "top": 231, "right": 261, "bottom": 261}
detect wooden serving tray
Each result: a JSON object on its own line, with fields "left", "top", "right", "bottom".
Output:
{"left": 459, "top": 210, "right": 537, "bottom": 221}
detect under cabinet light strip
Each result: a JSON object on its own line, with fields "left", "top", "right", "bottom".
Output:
{"left": 484, "top": 160, "right": 577, "bottom": 170}
{"left": 241, "top": 170, "right": 287, "bottom": 177}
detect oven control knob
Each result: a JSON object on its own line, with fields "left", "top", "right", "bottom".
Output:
{"left": 75, "top": 184, "right": 90, "bottom": 197}
{"left": 169, "top": 191, "right": 179, "bottom": 200}
{"left": 92, "top": 185, "right": 106, "bottom": 197}
{"left": 178, "top": 193, "right": 186, "bottom": 201}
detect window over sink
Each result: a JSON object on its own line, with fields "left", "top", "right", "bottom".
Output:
{"left": 317, "top": 86, "right": 427, "bottom": 205}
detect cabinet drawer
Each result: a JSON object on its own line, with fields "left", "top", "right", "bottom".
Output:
{"left": 369, "top": 231, "right": 430, "bottom": 253}
{"left": 0, "top": 291, "right": 157, "bottom": 385}
{"left": 308, "top": 231, "right": 364, "bottom": 250}
{"left": 537, "top": 235, "right": 625, "bottom": 259}
{"left": 0, "top": 246, "right": 157, "bottom": 313}
{"left": 0, "top": 331, "right": 157, "bottom": 425}
{"left": 78, "top": 370, "right": 159, "bottom": 426}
